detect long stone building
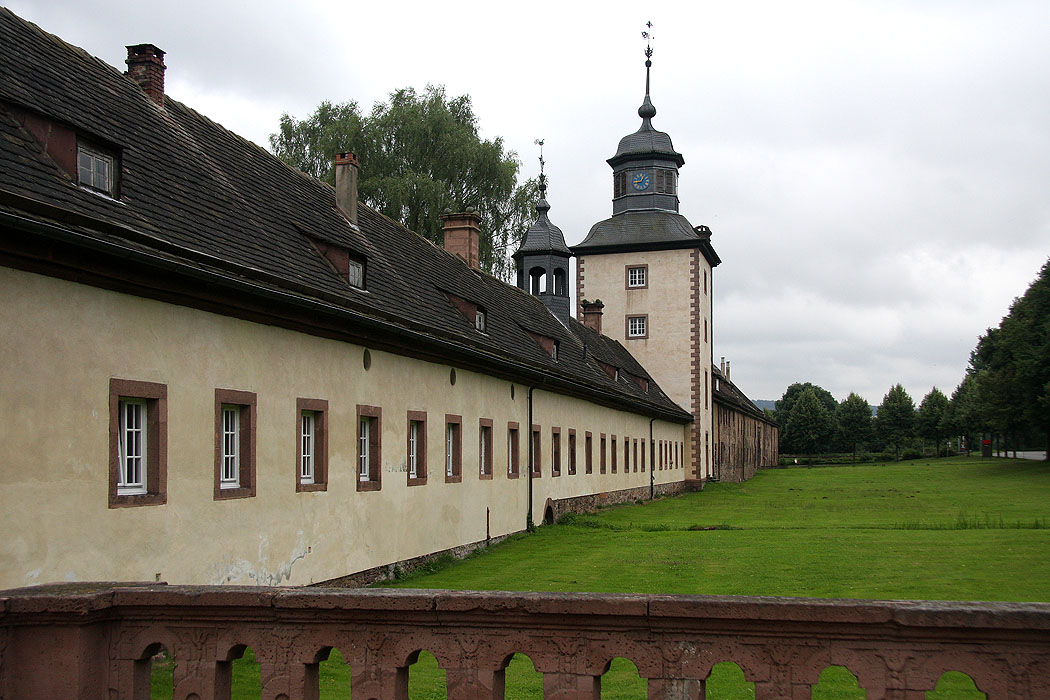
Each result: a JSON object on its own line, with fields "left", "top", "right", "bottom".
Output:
{"left": 0, "top": 8, "right": 775, "bottom": 589}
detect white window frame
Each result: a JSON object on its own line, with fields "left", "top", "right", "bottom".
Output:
{"left": 301, "top": 410, "right": 315, "bottom": 484}
{"left": 475, "top": 309, "right": 487, "bottom": 332}
{"left": 628, "top": 316, "right": 647, "bottom": 338}
{"left": 359, "top": 416, "right": 371, "bottom": 481}
{"left": 348, "top": 259, "right": 364, "bottom": 289}
{"left": 77, "top": 145, "right": 114, "bottom": 195}
{"left": 409, "top": 421, "right": 419, "bottom": 478}
{"left": 221, "top": 405, "right": 240, "bottom": 488}
{"left": 627, "top": 266, "right": 646, "bottom": 288}
{"left": 480, "top": 425, "right": 490, "bottom": 475}
{"left": 552, "top": 342, "right": 559, "bottom": 361}
{"left": 117, "top": 398, "right": 147, "bottom": 495}
{"left": 446, "top": 424, "right": 455, "bottom": 477}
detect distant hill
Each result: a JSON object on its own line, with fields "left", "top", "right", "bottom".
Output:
{"left": 754, "top": 399, "right": 776, "bottom": 412}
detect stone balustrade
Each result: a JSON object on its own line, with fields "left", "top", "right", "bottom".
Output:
{"left": 1, "top": 583, "right": 1049, "bottom": 699}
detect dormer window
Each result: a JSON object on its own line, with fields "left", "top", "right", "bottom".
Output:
{"left": 552, "top": 342, "right": 559, "bottom": 361}
{"left": 77, "top": 144, "right": 116, "bottom": 196}
{"left": 475, "top": 309, "right": 487, "bottom": 332}
{"left": 348, "top": 259, "right": 365, "bottom": 289}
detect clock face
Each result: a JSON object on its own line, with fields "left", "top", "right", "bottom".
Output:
{"left": 632, "top": 171, "right": 650, "bottom": 191}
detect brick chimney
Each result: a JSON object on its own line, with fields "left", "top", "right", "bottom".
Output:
{"left": 334, "top": 152, "right": 359, "bottom": 225}
{"left": 441, "top": 210, "right": 481, "bottom": 270}
{"left": 125, "top": 44, "right": 166, "bottom": 106}
{"left": 581, "top": 299, "right": 604, "bottom": 335}
{"left": 725, "top": 360, "right": 731, "bottom": 382}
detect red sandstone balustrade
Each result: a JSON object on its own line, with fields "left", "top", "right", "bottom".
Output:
{"left": 1, "top": 583, "right": 1049, "bottom": 700}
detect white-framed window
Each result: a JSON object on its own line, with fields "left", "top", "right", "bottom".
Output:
{"left": 359, "top": 416, "right": 371, "bottom": 481}
{"left": 552, "top": 342, "right": 559, "bottom": 361}
{"left": 301, "top": 410, "right": 315, "bottom": 484}
{"left": 221, "top": 405, "right": 240, "bottom": 488}
{"left": 77, "top": 145, "right": 115, "bottom": 195}
{"left": 117, "top": 398, "right": 147, "bottom": 495}
{"left": 348, "top": 259, "right": 365, "bottom": 289}
{"left": 627, "top": 266, "right": 646, "bottom": 288}
{"left": 628, "top": 316, "right": 647, "bottom": 338}
{"left": 409, "top": 420, "right": 419, "bottom": 478}
{"left": 446, "top": 424, "right": 455, "bottom": 477}
{"left": 480, "top": 424, "right": 490, "bottom": 475}
{"left": 475, "top": 309, "right": 487, "bottom": 332}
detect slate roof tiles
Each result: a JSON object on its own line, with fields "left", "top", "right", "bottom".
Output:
{"left": 0, "top": 8, "right": 691, "bottom": 423}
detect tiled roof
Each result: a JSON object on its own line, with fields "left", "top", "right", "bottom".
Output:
{"left": 513, "top": 199, "right": 571, "bottom": 257}
{"left": 712, "top": 365, "right": 776, "bottom": 425}
{"left": 0, "top": 8, "right": 691, "bottom": 423}
{"left": 574, "top": 211, "right": 700, "bottom": 251}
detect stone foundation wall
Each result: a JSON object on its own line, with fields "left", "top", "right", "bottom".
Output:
{"left": 548, "top": 480, "right": 704, "bottom": 521}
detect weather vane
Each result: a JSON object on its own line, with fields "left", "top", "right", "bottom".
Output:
{"left": 642, "top": 21, "right": 654, "bottom": 62}
{"left": 534, "top": 138, "right": 547, "bottom": 197}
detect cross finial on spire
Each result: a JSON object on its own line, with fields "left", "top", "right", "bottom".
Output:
{"left": 534, "top": 138, "right": 547, "bottom": 199}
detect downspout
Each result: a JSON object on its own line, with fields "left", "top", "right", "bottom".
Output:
{"left": 649, "top": 418, "right": 656, "bottom": 500}
{"left": 527, "top": 386, "right": 535, "bottom": 531}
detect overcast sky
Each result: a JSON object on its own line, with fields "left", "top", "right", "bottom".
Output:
{"left": 11, "top": 0, "right": 1049, "bottom": 405}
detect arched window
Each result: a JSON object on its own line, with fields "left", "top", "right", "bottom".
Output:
{"left": 553, "top": 268, "right": 567, "bottom": 296}
{"left": 529, "top": 267, "right": 547, "bottom": 294}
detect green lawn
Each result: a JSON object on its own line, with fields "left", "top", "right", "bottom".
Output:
{"left": 152, "top": 456, "right": 1045, "bottom": 698}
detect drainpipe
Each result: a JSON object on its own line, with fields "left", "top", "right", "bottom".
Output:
{"left": 649, "top": 418, "right": 656, "bottom": 500}
{"left": 527, "top": 386, "right": 535, "bottom": 531}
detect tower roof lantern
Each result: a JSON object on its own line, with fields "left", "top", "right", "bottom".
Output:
{"left": 513, "top": 142, "right": 572, "bottom": 259}
{"left": 608, "top": 32, "right": 684, "bottom": 168}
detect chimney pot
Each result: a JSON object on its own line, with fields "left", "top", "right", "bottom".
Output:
{"left": 581, "top": 298, "right": 605, "bottom": 335}
{"left": 725, "top": 361, "right": 731, "bottom": 381}
{"left": 334, "top": 152, "right": 359, "bottom": 225}
{"left": 441, "top": 211, "right": 482, "bottom": 270}
{"left": 125, "top": 44, "right": 166, "bottom": 106}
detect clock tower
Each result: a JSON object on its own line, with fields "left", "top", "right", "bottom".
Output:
{"left": 572, "top": 45, "right": 720, "bottom": 482}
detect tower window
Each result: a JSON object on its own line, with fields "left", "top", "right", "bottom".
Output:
{"left": 614, "top": 171, "right": 627, "bottom": 198}
{"left": 626, "top": 265, "right": 648, "bottom": 289}
{"left": 627, "top": 315, "right": 648, "bottom": 339}
{"left": 655, "top": 169, "right": 677, "bottom": 195}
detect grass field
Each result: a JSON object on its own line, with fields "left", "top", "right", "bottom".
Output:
{"left": 151, "top": 456, "right": 1047, "bottom": 698}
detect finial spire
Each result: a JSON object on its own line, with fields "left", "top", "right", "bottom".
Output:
{"left": 534, "top": 138, "right": 547, "bottom": 199}
{"left": 638, "top": 22, "right": 657, "bottom": 122}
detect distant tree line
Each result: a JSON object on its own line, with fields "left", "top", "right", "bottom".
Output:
{"left": 773, "top": 259, "right": 1049, "bottom": 462}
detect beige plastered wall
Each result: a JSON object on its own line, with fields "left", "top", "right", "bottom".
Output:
{"left": 0, "top": 266, "right": 689, "bottom": 589}
{"left": 577, "top": 248, "right": 712, "bottom": 478}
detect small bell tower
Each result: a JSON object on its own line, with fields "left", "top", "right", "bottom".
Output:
{"left": 513, "top": 140, "right": 573, "bottom": 322}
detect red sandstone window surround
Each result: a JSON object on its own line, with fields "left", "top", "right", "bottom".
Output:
{"left": 625, "top": 438, "right": 631, "bottom": 474}
{"left": 626, "top": 314, "right": 649, "bottom": 339}
{"left": 297, "top": 398, "right": 328, "bottom": 492}
{"left": 407, "top": 410, "right": 427, "bottom": 486}
{"left": 600, "top": 434, "right": 607, "bottom": 474}
{"left": 109, "top": 378, "right": 167, "bottom": 508}
{"left": 633, "top": 438, "right": 639, "bottom": 473}
{"left": 585, "top": 432, "right": 593, "bottom": 474}
{"left": 479, "top": 418, "right": 493, "bottom": 479}
{"left": 507, "top": 422, "right": 520, "bottom": 478}
{"left": 214, "top": 388, "right": 257, "bottom": 501}
{"left": 625, "top": 264, "right": 649, "bottom": 289}
{"left": 445, "top": 414, "right": 462, "bottom": 483}
{"left": 568, "top": 429, "right": 577, "bottom": 475}
{"left": 357, "top": 405, "right": 382, "bottom": 491}
{"left": 611, "top": 436, "right": 618, "bottom": 473}
{"left": 551, "top": 427, "right": 561, "bottom": 477}
{"left": 531, "top": 425, "right": 542, "bottom": 477}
